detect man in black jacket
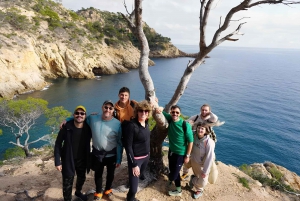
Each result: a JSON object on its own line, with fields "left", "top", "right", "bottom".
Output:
{"left": 54, "top": 105, "right": 92, "bottom": 201}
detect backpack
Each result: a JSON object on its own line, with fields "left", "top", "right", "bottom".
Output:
{"left": 121, "top": 119, "right": 139, "bottom": 147}
{"left": 113, "top": 100, "right": 135, "bottom": 119}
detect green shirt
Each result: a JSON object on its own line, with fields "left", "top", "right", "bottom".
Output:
{"left": 163, "top": 111, "right": 194, "bottom": 155}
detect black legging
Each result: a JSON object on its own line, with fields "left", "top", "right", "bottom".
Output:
{"left": 62, "top": 159, "right": 86, "bottom": 201}
{"left": 94, "top": 155, "right": 117, "bottom": 193}
{"left": 126, "top": 155, "right": 149, "bottom": 201}
{"left": 168, "top": 151, "right": 184, "bottom": 187}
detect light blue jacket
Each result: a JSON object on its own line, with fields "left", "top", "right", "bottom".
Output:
{"left": 68, "top": 115, "right": 122, "bottom": 164}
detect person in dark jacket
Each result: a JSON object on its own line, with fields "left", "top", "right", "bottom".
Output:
{"left": 123, "top": 100, "right": 152, "bottom": 201}
{"left": 54, "top": 105, "right": 92, "bottom": 201}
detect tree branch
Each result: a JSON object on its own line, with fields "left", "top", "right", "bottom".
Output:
{"left": 27, "top": 135, "right": 49, "bottom": 146}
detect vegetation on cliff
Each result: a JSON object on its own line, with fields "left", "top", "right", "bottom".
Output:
{"left": 0, "top": 0, "right": 174, "bottom": 54}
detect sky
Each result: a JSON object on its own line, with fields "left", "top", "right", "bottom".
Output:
{"left": 61, "top": 0, "right": 300, "bottom": 49}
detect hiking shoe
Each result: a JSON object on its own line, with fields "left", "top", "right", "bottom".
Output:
{"left": 74, "top": 191, "right": 88, "bottom": 201}
{"left": 104, "top": 189, "right": 113, "bottom": 197}
{"left": 193, "top": 189, "right": 203, "bottom": 199}
{"left": 180, "top": 173, "right": 189, "bottom": 181}
{"left": 94, "top": 192, "right": 103, "bottom": 200}
{"left": 189, "top": 175, "right": 196, "bottom": 189}
{"left": 168, "top": 190, "right": 182, "bottom": 196}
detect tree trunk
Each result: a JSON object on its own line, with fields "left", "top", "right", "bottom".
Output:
{"left": 149, "top": 126, "right": 168, "bottom": 174}
{"left": 23, "top": 145, "right": 31, "bottom": 157}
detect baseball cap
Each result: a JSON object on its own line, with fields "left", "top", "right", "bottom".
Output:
{"left": 74, "top": 105, "right": 86, "bottom": 113}
{"left": 103, "top": 100, "right": 114, "bottom": 106}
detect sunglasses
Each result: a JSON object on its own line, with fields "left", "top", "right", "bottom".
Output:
{"left": 138, "top": 109, "right": 149, "bottom": 113}
{"left": 171, "top": 111, "right": 180, "bottom": 115}
{"left": 104, "top": 106, "right": 114, "bottom": 110}
{"left": 74, "top": 112, "right": 86, "bottom": 116}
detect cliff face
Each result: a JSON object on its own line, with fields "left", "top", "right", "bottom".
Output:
{"left": 0, "top": 0, "right": 180, "bottom": 99}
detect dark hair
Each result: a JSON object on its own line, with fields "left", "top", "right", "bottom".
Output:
{"left": 119, "top": 87, "right": 130, "bottom": 94}
{"left": 170, "top": 105, "right": 181, "bottom": 111}
{"left": 196, "top": 122, "right": 209, "bottom": 135}
{"left": 201, "top": 104, "right": 211, "bottom": 111}
{"left": 133, "top": 100, "right": 152, "bottom": 118}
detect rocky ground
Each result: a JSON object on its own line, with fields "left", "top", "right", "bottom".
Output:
{"left": 0, "top": 147, "right": 299, "bottom": 201}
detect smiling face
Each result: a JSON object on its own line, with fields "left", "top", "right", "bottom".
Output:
{"left": 201, "top": 105, "right": 210, "bottom": 118}
{"left": 196, "top": 125, "right": 207, "bottom": 139}
{"left": 73, "top": 108, "right": 86, "bottom": 124}
{"left": 170, "top": 107, "right": 181, "bottom": 122}
{"left": 118, "top": 92, "right": 130, "bottom": 105}
{"left": 102, "top": 103, "right": 114, "bottom": 120}
{"left": 137, "top": 109, "right": 149, "bottom": 122}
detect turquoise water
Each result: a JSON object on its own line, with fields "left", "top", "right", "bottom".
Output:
{"left": 1, "top": 46, "right": 299, "bottom": 175}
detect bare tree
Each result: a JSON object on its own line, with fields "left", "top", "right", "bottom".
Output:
{"left": 122, "top": 0, "right": 300, "bottom": 173}
{"left": 0, "top": 97, "right": 71, "bottom": 157}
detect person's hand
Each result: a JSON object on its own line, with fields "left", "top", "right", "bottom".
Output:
{"left": 116, "top": 163, "right": 121, "bottom": 168}
{"left": 187, "top": 120, "right": 194, "bottom": 126}
{"left": 184, "top": 156, "right": 190, "bottom": 164}
{"left": 56, "top": 165, "right": 62, "bottom": 171}
{"left": 154, "top": 107, "right": 163, "bottom": 114}
{"left": 59, "top": 120, "right": 66, "bottom": 129}
{"left": 201, "top": 173, "right": 206, "bottom": 178}
{"left": 132, "top": 166, "right": 140, "bottom": 177}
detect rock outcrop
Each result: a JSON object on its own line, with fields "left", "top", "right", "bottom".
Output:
{"left": 0, "top": 0, "right": 181, "bottom": 99}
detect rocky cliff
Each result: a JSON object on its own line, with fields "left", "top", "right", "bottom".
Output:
{"left": 0, "top": 0, "right": 186, "bottom": 99}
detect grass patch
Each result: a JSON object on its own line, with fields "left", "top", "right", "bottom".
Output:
{"left": 239, "top": 177, "right": 250, "bottom": 189}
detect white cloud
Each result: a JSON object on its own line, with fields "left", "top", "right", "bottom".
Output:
{"left": 61, "top": 0, "right": 300, "bottom": 49}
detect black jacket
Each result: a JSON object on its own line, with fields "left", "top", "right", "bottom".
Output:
{"left": 123, "top": 118, "right": 150, "bottom": 167}
{"left": 54, "top": 120, "right": 92, "bottom": 176}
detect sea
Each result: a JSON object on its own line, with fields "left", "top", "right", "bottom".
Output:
{"left": 0, "top": 45, "right": 299, "bottom": 175}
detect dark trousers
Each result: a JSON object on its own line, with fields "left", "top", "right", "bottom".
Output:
{"left": 62, "top": 159, "right": 86, "bottom": 201}
{"left": 126, "top": 155, "right": 149, "bottom": 201}
{"left": 168, "top": 151, "right": 184, "bottom": 187}
{"left": 94, "top": 155, "right": 117, "bottom": 193}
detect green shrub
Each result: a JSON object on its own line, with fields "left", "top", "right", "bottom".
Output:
{"left": 239, "top": 163, "right": 300, "bottom": 195}
{"left": 238, "top": 177, "right": 250, "bottom": 189}
{"left": 40, "top": 7, "right": 60, "bottom": 21}
{"left": 3, "top": 11, "right": 30, "bottom": 30}
{"left": 69, "top": 10, "right": 80, "bottom": 21}
{"left": 239, "top": 164, "right": 253, "bottom": 175}
{"left": 104, "top": 38, "right": 119, "bottom": 47}
{"left": 3, "top": 146, "right": 26, "bottom": 160}
{"left": 269, "top": 167, "right": 283, "bottom": 180}
{"left": 62, "top": 21, "right": 76, "bottom": 29}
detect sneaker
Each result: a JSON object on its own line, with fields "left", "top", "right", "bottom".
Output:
{"left": 193, "top": 189, "right": 203, "bottom": 199}
{"left": 189, "top": 175, "right": 195, "bottom": 189}
{"left": 168, "top": 190, "right": 182, "bottom": 196}
{"left": 104, "top": 189, "right": 113, "bottom": 197}
{"left": 94, "top": 192, "right": 103, "bottom": 200}
{"left": 75, "top": 191, "right": 88, "bottom": 201}
{"left": 180, "top": 173, "right": 189, "bottom": 181}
